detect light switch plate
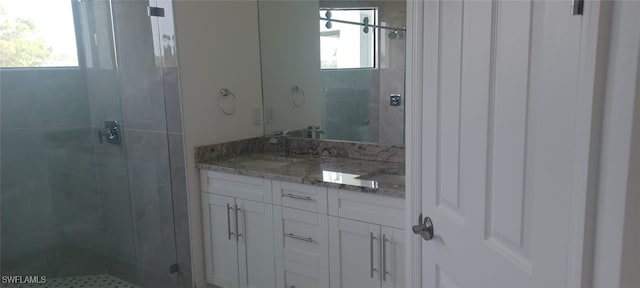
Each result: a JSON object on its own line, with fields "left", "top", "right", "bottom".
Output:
{"left": 266, "top": 107, "right": 275, "bottom": 124}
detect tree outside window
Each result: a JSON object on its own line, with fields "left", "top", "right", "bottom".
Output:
{"left": 0, "top": 1, "right": 79, "bottom": 68}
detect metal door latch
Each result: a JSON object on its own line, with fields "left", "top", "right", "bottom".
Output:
{"left": 412, "top": 213, "right": 434, "bottom": 241}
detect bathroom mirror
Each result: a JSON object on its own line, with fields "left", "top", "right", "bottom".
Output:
{"left": 258, "top": 0, "right": 406, "bottom": 146}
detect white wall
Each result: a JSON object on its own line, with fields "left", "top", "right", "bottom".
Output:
{"left": 174, "top": 1, "right": 264, "bottom": 286}
{"left": 592, "top": 0, "right": 640, "bottom": 287}
{"left": 621, "top": 124, "right": 640, "bottom": 287}
{"left": 619, "top": 19, "right": 640, "bottom": 285}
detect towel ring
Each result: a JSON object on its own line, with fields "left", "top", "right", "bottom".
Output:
{"left": 219, "top": 88, "right": 237, "bottom": 115}
{"left": 291, "top": 85, "right": 305, "bottom": 108}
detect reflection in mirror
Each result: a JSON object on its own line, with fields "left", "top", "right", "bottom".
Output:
{"left": 320, "top": 8, "right": 376, "bottom": 69}
{"left": 259, "top": 0, "right": 406, "bottom": 146}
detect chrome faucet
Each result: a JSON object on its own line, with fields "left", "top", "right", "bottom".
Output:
{"left": 306, "top": 126, "right": 325, "bottom": 139}
{"left": 270, "top": 130, "right": 290, "bottom": 156}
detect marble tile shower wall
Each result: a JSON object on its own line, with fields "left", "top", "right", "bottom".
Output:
{"left": 109, "top": 1, "right": 191, "bottom": 287}
{"left": 378, "top": 0, "right": 406, "bottom": 146}
{"left": 1, "top": 70, "right": 106, "bottom": 276}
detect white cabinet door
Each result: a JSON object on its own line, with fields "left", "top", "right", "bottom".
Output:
{"left": 203, "top": 193, "right": 239, "bottom": 288}
{"left": 329, "top": 216, "right": 382, "bottom": 288}
{"left": 381, "top": 227, "right": 405, "bottom": 288}
{"left": 237, "top": 199, "right": 276, "bottom": 288}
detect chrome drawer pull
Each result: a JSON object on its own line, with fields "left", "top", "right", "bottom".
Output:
{"left": 370, "top": 232, "right": 377, "bottom": 278}
{"left": 284, "top": 233, "right": 313, "bottom": 242}
{"left": 282, "top": 193, "right": 313, "bottom": 201}
{"left": 383, "top": 234, "right": 389, "bottom": 281}
{"left": 234, "top": 204, "right": 242, "bottom": 240}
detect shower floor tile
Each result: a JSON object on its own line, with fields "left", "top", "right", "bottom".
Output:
{"left": 1, "top": 274, "right": 140, "bottom": 288}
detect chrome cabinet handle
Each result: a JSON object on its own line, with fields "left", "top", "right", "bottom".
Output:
{"left": 382, "top": 234, "right": 389, "bottom": 281}
{"left": 370, "top": 232, "right": 377, "bottom": 278}
{"left": 284, "top": 233, "right": 313, "bottom": 242}
{"left": 287, "top": 286, "right": 296, "bottom": 288}
{"left": 234, "top": 204, "right": 242, "bottom": 241}
{"left": 226, "top": 203, "right": 234, "bottom": 240}
{"left": 282, "top": 193, "right": 313, "bottom": 201}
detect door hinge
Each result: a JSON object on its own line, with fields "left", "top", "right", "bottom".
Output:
{"left": 169, "top": 263, "right": 179, "bottom": 274}
{"left": 148, "top": 6, "right": 165, "bottom": 17}
{"left": 571, "top": 0, "right": 584, "bottom": 15}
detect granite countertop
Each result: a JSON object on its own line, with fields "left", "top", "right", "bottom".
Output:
{"left": 196, "top": 153, "right": 405, "bottom": 198}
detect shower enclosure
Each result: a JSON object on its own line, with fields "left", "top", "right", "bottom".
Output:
{"left": 0, "top": 0, "right": 191, "bottom": 287}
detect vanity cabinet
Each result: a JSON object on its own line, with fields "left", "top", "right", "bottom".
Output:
{"left": 201, "top": 170, "right": 272, "bottom": 203}
{"left": 202, "top": 193, "right": 240, "bottom": 288}
{"left": 200, "top": 170, "right": 405, "bottom": 288}
{"left": 273, "top": 181, "right": 328, "bottom": 214}
{"left": 201, "top": 192, "right": 275, "bottom": 288}
{"left": 328, "top": 188, "right": 405, "bottom": 229}
{"left": 274, "top": 206, "right": 330, "bottom": 288}
{"left": 325, "top": 188, "right": 405, "bottom": 288}
{"left": 380, "top": 226, "right": 405, "bottom": 288}
{"left": 329, "top": 217, "right": 381, "bottom": 288}
{"left": 328, "top": 217, "right": 405, "bottom": 288}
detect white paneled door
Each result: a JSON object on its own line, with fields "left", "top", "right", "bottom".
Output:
{"left": 413, "top": 0, "right": 595, "bottom": 287}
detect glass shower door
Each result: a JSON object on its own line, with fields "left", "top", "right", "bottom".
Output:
{"left": 0, "top": 0, "right": 181, "bottom": 287}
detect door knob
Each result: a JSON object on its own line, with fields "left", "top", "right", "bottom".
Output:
{"left": 412, "top": 213, "right": 434, "bottom": 241}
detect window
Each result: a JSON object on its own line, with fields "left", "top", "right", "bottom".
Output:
{"left": 0, "top": 0, "right": 79, "bottom": 68}
{"left": 320, "top": 8, "right": 376, "bottom": 69}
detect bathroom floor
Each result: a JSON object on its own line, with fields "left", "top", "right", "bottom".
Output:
{"left": 2, "top": 274, "right": 140, "bottom": 288}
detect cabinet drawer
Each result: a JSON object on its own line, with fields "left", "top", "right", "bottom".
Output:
{"left": 282, "top": 208, "right": 328, "bottom": 267}
{"left": 328, "top": 189, "right": 405, "bottom": 229}
{"left": 284, "top": 263, "right": 325, "bottom": 288}
{"left": 273, "top": 181, "right": 328, "bottom": 214}
{"left": 201, "top": 170, "right": 272, "bottom": 203}
{"left": 274, "top": 207, "right": 329, "bottom": 288}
